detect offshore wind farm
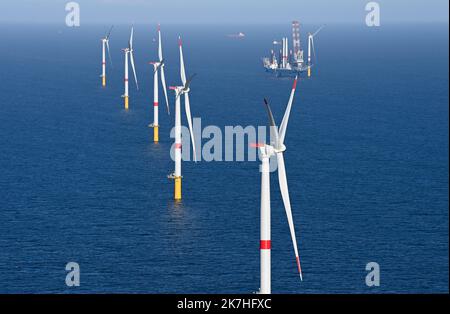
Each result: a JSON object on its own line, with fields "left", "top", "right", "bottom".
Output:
{"left": 0, "top": 2, "right": 448, "bottom": 296}
{"left": 99, "top": 23, "right": 303, "bottom": 292}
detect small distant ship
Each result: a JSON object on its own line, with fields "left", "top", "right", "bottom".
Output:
{"left": 263, "top": 21, "right": 324, "bottom": 77}
{"left": 227, "top": 32, "right": 245, "bottom": 39}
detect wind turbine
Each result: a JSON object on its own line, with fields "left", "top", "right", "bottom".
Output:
{"left": 168, "top": 36, "right": 197, "bottom": 201}
{"left": 100, "top": 26, "right": 113, "bottom": 87}
{"left": 254, "top": 76, "right": 302, "bottom": 294}
{"left": 149, "top": 24, "right": 170, "bottom": 143}
{"left": 122, "top": 27, "right": 139, "bottom": 110}
{"left": 307, "top": 25, "right": 325, "bottom": 78}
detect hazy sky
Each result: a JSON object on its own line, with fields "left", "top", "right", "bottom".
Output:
{"left": 0, "top": 0, "right": 448, "bottom": 24}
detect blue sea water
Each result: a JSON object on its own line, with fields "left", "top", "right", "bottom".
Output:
{"left": 0, "top": 23, "right": 448, "bottom": 293}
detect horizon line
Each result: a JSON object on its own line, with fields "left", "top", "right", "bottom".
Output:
{"left": 0, "top": 21, "right": 448, "bottom": 26}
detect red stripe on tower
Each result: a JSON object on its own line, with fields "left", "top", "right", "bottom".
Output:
{"left": 260, "top": 240, "right": 271, "bottom": 250}
{"left": 154, "top": 102, "right": 158, "bottom": 107}
{"left": 175, "top": 143, "right": 182, "bottom": 149}
{"left": 292, "top": 79, "right": 297, "bottom": 90}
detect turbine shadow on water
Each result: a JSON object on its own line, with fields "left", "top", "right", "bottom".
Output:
{"left": 167, "top": 200, "right": 192, "bottom": 231}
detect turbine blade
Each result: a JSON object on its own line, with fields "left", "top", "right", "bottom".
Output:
{"left": 130, "top": 51, "right": 138, "bottom": 90}
{"left": 106, "top": 25, "right": 114, "bottom": 40}
{"left": 154, "top": 59, "right": 164, "bottom": 73}
{"left": 277, "top": 152, "right": 303, "bottom": 281}
{"left": 184, "top": 93, "right": 197, "bottom": 162}
{"left": 158, "top": 24, "right": 163, "bottom": 61}
{"left": 106, "top": 40, "right": 113, "bottom": 68}
{"left": 184, "top": 73, "right": 196, "bottom": 90}
{"left": 263, "top": 98, "right": 280, "bottom": 148}
{"left": 312, "top": 24, "right": 325, "bottom": 37}
{"left": 263, "top": 98, "right": 277, "bottom": 127}
{"left": 279, "top": 76, "right": 298, "bottom": 145}
{"left": 153, "top": 59, "right": 164, "bottom": 74}
{"left": 160, "top": 66, "right": 170, "bottom": 114}
{"left": 179, "top": 36, "right": 187, "bottom": 85}
{"left": 129, "top": 26, "right": 134, "bottom": 50}
{"left": 311, "top": 36, "right": 317, "bottom": 64}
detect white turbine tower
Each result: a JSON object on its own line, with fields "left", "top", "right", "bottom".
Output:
{"left": 100, "top": 26, "right": 113, "bottom": 87}
{"left": 149, "top": 24, "right": 170, "bottom": 143}
{"left": 168, "top": 36, "right": 197, "bottom": 201}
{"left": 307, "top": 25, "right": 325, "bottom": 78}
{"left": 122, "top": 27, "right": 138, "bottom": 110}
{"left": 255, "top": 76, "right": 302, "bottom": 294}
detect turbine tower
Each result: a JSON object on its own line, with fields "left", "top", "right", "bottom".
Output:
{"left": 100, "top": 26, "right": 113, "bottom": 87}
{"left": 255, "top": 76, "right": 302, "bottom": 294}
{"left": 307, "top": 25, "right": 324, "bottom": 78}
{"left": 168, "top": 36, "right": 197, "bottom": 201}
{"left": 149, "top": 24, "right": 170, "bottom": 143}
{"left": 122, "top": 27, "right": 138, "bottom": 110}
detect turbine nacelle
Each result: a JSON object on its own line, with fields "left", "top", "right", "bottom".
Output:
{"left": 149, "top": 61, "right": 161, "bottom": 69}
{"left": 170, "top": 84, "right": 191, "bottom": 95}
{"left": 150, "top": 59, "right": 165, "bottom": 72}
{"left": 169, "top": 86, "right": 184, "bottom": 94}
{"left": 254, "top": 143, "right": 286, "bottom": 158}
{"left": 260, "top": 144, "right": 275, "bottom": 158}
{"left": 273, "top": 144, "right": 287, "bottom": 154}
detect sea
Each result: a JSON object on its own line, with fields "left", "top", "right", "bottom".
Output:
{"left": 0, "top": 23, "right": 448, "bottom": 293}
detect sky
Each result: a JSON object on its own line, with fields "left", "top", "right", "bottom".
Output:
{"left": 0, "top": 0, "right": 448, "bottom": 24}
